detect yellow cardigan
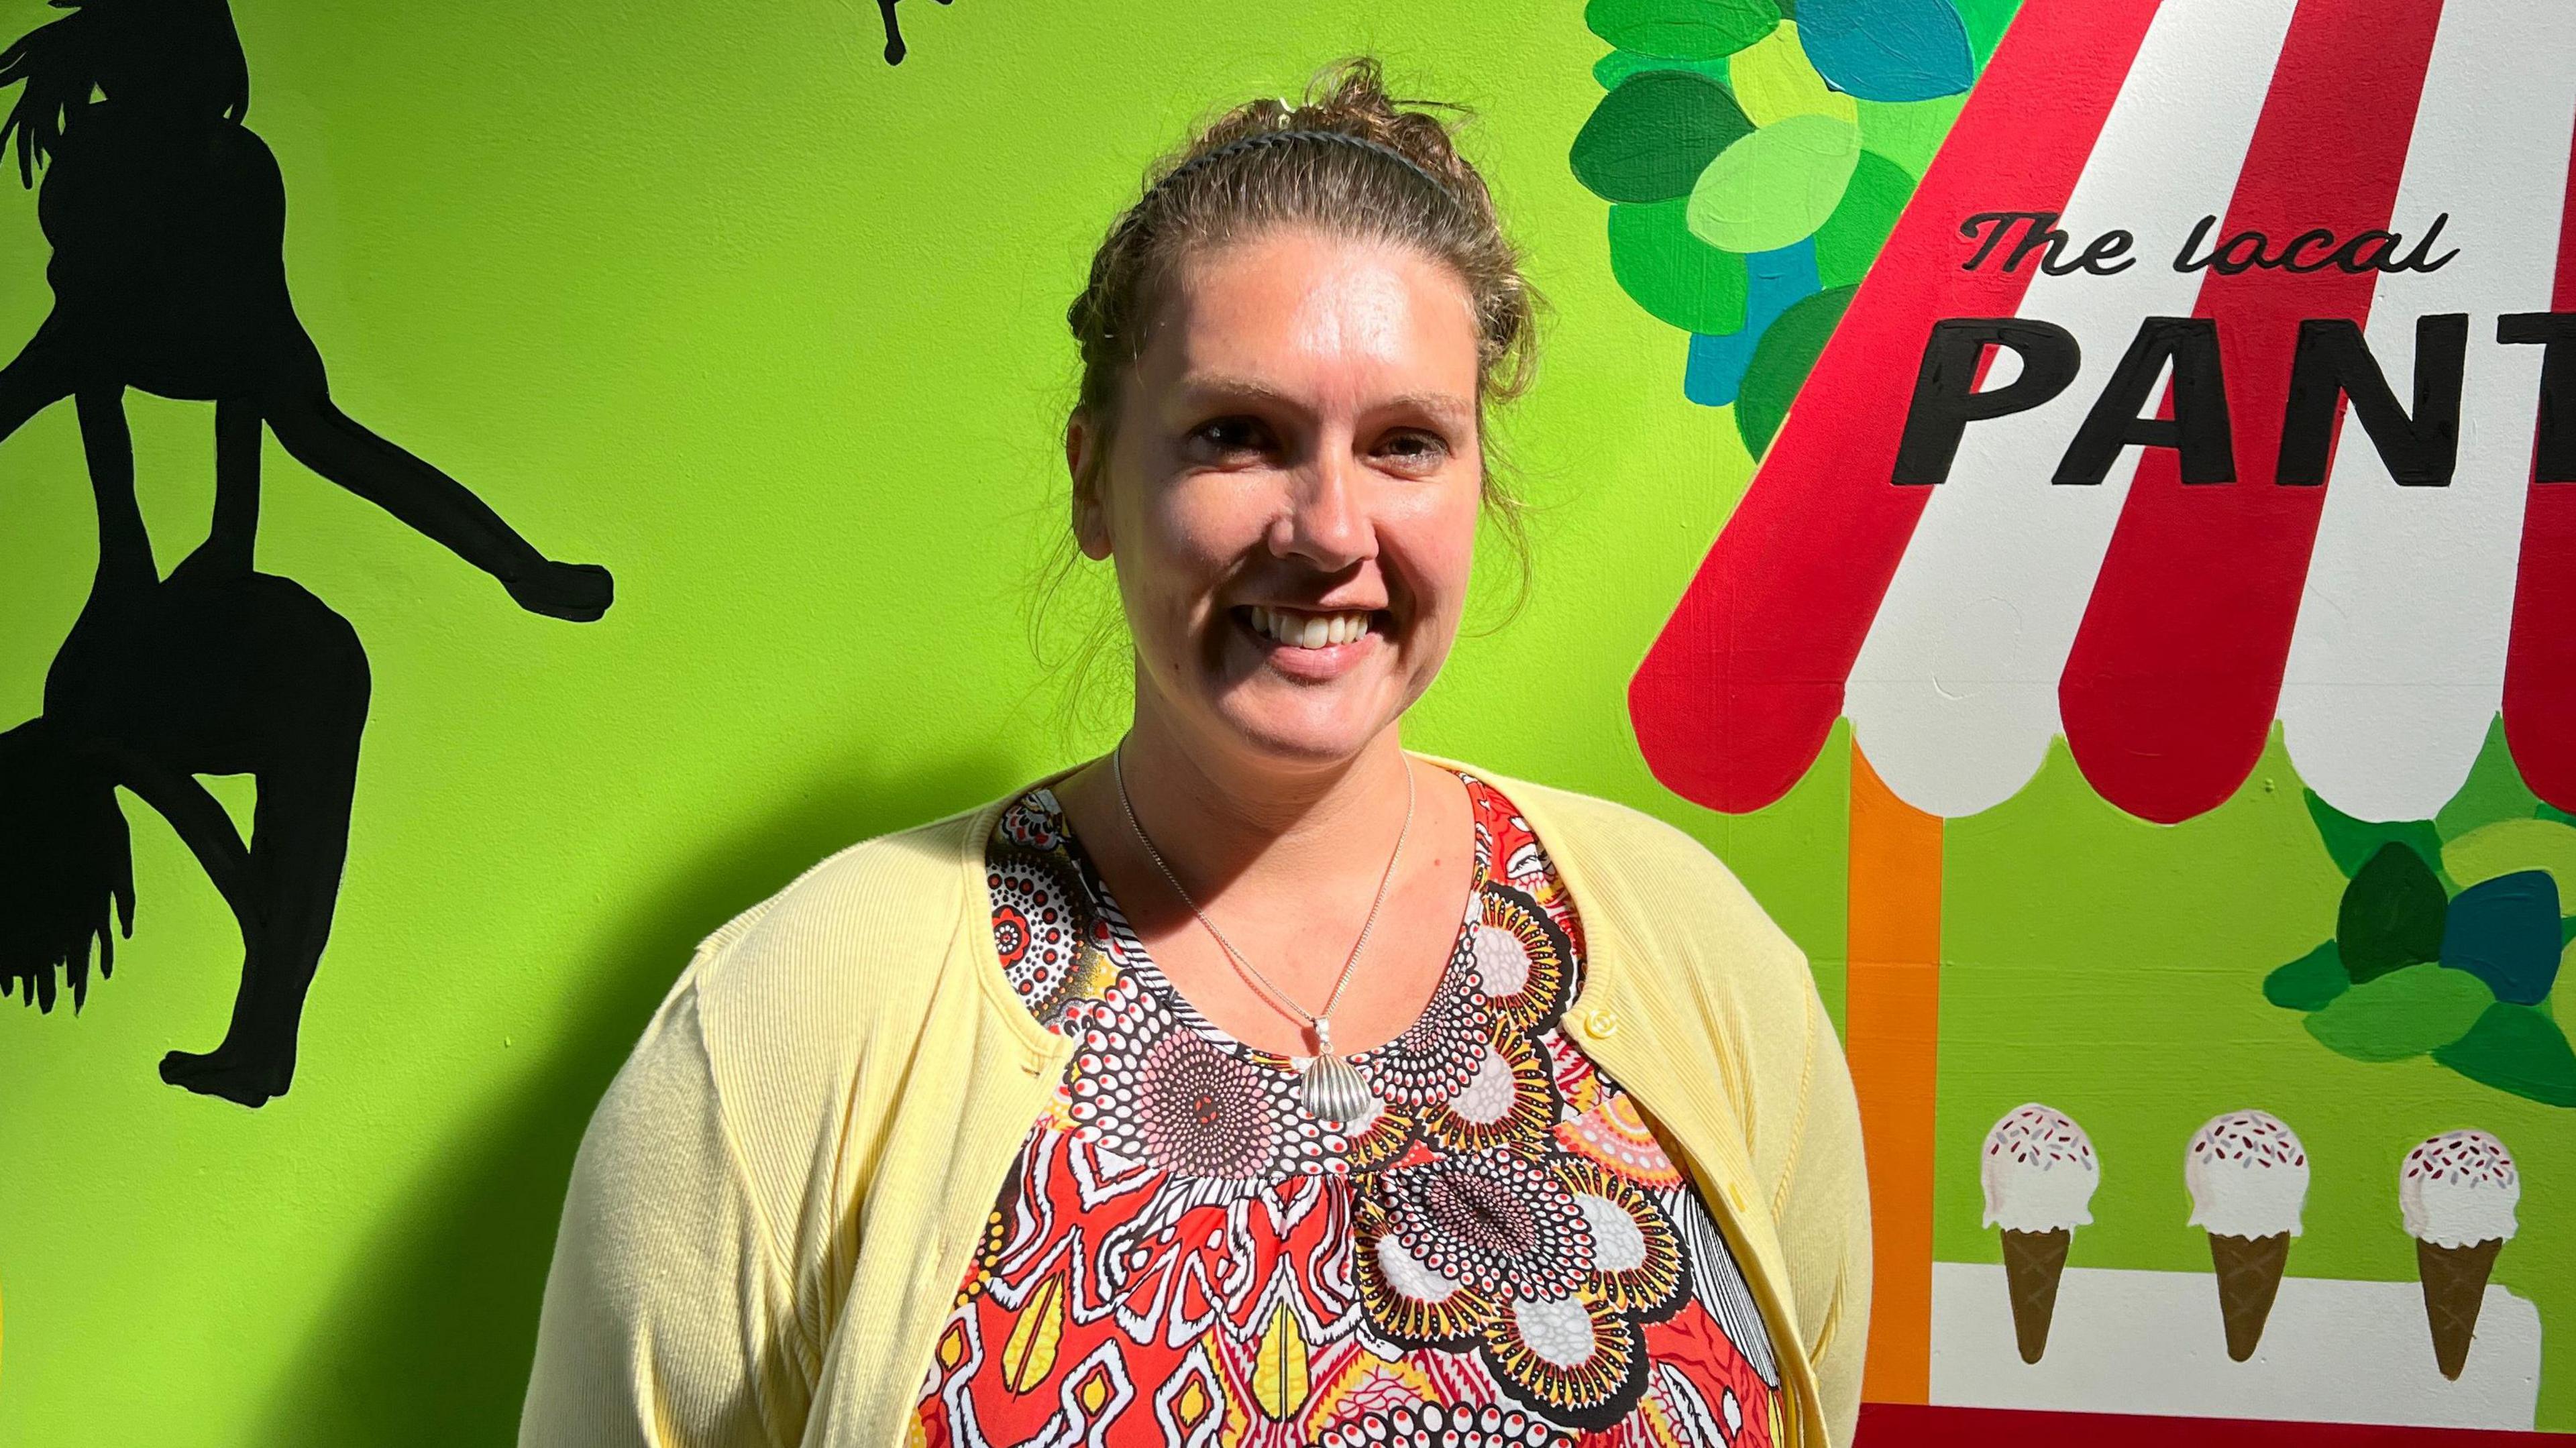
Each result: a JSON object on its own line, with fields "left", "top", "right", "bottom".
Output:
{"left": 519, "top": 755, "right": 1871, "bottom": 1447}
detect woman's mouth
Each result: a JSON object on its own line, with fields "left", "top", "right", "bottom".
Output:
{"left": 1244, "top": 604, "right": 1379, "bottom": 650}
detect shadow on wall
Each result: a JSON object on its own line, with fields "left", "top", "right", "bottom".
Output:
{"left": 254, "top": 750, "right": 1024, "bottom": 1447}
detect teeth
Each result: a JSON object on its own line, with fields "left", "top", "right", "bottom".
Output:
{"left": 1248, "top": 605, "right": 1373, "bottom": 649}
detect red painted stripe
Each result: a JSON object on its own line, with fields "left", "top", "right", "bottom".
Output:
{"left": 1859, "top": 1402, "right": 2565, "bottom": 1447}
{"left": 2500, "top": 103, "right": 2576, "bottom": 813}
{"left": 2057, "top": 0, "right": 2447, "bottom": 824}
{"left": 1627, "top": 0, "right": 2165, "bottom": 814}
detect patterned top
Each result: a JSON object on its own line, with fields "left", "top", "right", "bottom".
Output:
{"left": 911, "top": 770, "right": 1780, "bottom": 1448}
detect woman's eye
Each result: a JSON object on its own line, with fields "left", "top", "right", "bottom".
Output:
{"left": 1193, "top": 417, "right": 1272, "bottom": 455}
{"left": 1378, "top": 431, "right": 1450, "bottom": 467}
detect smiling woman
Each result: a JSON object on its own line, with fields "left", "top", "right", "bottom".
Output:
{"left": 518, "top": 57, "right": 1870, "bottom": 1448}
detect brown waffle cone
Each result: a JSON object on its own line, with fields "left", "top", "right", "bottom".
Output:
{"left": 2000, "top": 1227, "right": 2073, "bottom": 1364}
{"left": 2416, "top": 1237, "right": 2504, "bottom": 1380}
{"left": 2206, "top": 1231, "right": 2291, "bottom": 1361}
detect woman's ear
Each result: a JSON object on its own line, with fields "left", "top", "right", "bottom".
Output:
{"left": 1067, "top": 414, "right": 1113, "bottom": 561}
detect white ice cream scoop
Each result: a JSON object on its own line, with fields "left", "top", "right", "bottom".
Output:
{"left": 1981, "top": 1103, "right": 2100, "bottom": 1234}
{"left": 2185, "top": 1109, "right": 2310, "bottom": 1240}
{"left": 2401, "top": 1129, "right": 2521, "bottom": 1249}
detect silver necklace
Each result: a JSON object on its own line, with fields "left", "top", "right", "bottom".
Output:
{"left": 1111, "top": 739, "right": 1413, "bottom": 1124}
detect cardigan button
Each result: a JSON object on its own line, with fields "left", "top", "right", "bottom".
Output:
{"left": 1581, "top": 1006, "right": 1619, "bottom": 1038}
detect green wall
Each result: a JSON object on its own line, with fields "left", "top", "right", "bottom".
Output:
{"left": 0, "top": 1, "right": 1845, "bottom": 1441}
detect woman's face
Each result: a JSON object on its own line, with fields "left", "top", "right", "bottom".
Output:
{"left": 1070, "top": 227, "right": 1486, "bottom": 771}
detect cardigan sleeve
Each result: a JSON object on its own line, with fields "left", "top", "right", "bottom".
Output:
{"left": 517, "top": 965, "right": 811, "bottom": 1448}
{"left": 1772, "top": 981, "right": 1873, "bottom": 1448}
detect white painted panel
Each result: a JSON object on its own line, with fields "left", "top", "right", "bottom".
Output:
{"left": 1845, "top": 0, "right": 2300, "bottom": 818}
{"left": 2279, "top": 3, "right": 2576, "bottom": 822}
{"left": 1929, "top": 1262, "right": 2542, "bottom": 1429}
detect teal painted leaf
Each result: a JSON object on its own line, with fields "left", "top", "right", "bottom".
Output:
{"left": 2303, "top": 963, "right": 2493, "bottom": 1062}
{"left": 2435, "top": 716, "right": 2542, "bottom": 842}
{"left": 2306, "top": 789, "right": 2447, "bottom": 883}
{"left": 1586, "top": 0, "right": 1782, "bottom": 60}
{"left": 1594, "top": 49, "right": 1732, "bottom": 90}
{"left": 1735, "top": 284, "right": 1854, "bottom": 457}
{"left": 1609, "top": 199, "right": 1751, "bottom": 333}
{"left": 1813, "top": 149, "right": 1913, "bottom": 287}
{"left": 2265, "top": 940, "right": 2348, "bottom": 1011}
{"left": 1687, "top": 114, "right": 1862, "bottom": 254}
{"left": 2440, "top": 870, "right": 2561, "bottom": 1005}
{"left": 1573, "top": 70, "right": 1756, "bottom": 204}
{"left": 2434, "top": 1003, "right": 2576, "bottom": 1107}
{"left": 1795, "top": 0, "right": 1976, "bottom": 102}
{"left": 2337, "top": 840, "right": 2447, "bottom": 983}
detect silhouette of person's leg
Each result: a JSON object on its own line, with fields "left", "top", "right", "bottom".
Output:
{"left": 261, "top": 389, "right": 613, "bottom": 621}
{"left": 76, "top": 387, "right": 158, "bottom": 592}
{"left": 179, "top": 396, "right": 262, "bottom": 578}
{"left": 0, "top": 323, "right": 73, "bottom": 449}
{"left": 158, "top": 700, "right": 364, "bottom": 1108}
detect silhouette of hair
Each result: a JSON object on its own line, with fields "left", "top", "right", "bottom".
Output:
{"left": 1, "top": 0, "right": 249, "bottom": 185}
{"left": 0, "top": 718, "right": 133, "bottom": 1013}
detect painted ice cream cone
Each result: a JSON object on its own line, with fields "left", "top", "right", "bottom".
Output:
{"left": 2184, "top": 1110, "right": 2309, "bottom": 1362}
{"left": 1982, "top": 1104, "right": 2099, "bottom": 1363}
{"left": 2400, "top": 1129, "right": 2520, "bottom": 1380}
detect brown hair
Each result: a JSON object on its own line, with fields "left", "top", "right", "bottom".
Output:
{"left": 1031, "top": 58, "right": 1544, "bottom": 723}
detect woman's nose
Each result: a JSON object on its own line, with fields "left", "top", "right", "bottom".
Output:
{"left": 1272, "top": 451, "right": 1373, "bottom": 568}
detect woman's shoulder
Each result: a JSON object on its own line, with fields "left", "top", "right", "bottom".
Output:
{"left": 1437, "top": 756, "right": 1765, "bottom": 904}
{"left": 672, "top": 794, "right": 1015, "bottom": 1072}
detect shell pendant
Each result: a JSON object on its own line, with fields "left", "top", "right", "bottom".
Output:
{"left": 1299, "top": 1018, "right": 1376, "bottom": 1123}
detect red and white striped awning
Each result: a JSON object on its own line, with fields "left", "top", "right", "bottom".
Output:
{"left": 1629, "top": 0, "right": 2576, "bottom": 825}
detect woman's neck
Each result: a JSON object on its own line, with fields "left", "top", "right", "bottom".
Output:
{"left": 1097, "top": 709, "right": 1415, "bottom": 891}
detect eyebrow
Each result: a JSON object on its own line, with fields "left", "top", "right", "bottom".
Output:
{"left": 1175, "top": 374, "right": 1477, "bottom": 431}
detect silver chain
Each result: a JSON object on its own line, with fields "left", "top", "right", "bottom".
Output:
{"left": 1111, "top": 737, "right": 1416, "bottom": 1040}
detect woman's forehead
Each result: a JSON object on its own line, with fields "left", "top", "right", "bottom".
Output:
{"left": 1142, "top": 231, "right": 1480, "bottom": 397}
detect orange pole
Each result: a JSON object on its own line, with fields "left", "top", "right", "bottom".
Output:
{"left": 1844, "top": 737, "right": 1943, "bottom": 1404}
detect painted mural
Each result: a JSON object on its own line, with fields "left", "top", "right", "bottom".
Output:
{"left": 1, "top": 0, "right": 2571, "bottom": 1443}
{"left": 0, "top": 0, "right": 611, "bottom": 1107}
{"left": 1616, "top": 0, "right": 2575, "bottom": 1440}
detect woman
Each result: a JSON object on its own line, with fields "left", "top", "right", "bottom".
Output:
{"left": 521, "top": 59, "right": 1868, "bottom": 1448}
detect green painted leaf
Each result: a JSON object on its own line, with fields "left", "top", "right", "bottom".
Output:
{"left": 1687, "top": 114, "right": 1862, "bottom": 254}
{"left": 1814, "top": 150, "right": 1913, "bottom": 287}
{"left": 1572, "top": 70, "right": 1756, "bottom": 204}
{"left": 2434, "top": 1002, "right": 2576, "bottom": 1107}
{"left": 2264, "top": 940, "right": 2349, "bottom": 1011}
{"left": 1735, "top": 285, "right": 1854, "bottom": 457}
{"left": 1731, "top": 21, "right": 1858, "bottom": 125}
{"left": 2445, "top": 818, "right": 2576, "bottom": 897}
{"left": 1948, "top": 0, "right": 2023, "bottom": 68}
{"left": 1609, "top": 199, "right": 1751, "bottom": 333}
{"left": 2306, "top": 789, "right": 2447, "bottom": 882}
{"left": 2337, "top": 840, "right": 2448, "bottom": 982}
{"left": 2436, "top": 716, "right": 2542, "bottom": 841}
{"left": 1855, "top": 95, "right": 1966, "bottom": 178}
{"left": 1594, "top": 49, "right": 1733, "bottom": 91}
{"left": 1586, "top": 0, "right": 1782, "bottom": 60}
{"left": 2304, "top": 963, "right": 2494, "bottom": 1062}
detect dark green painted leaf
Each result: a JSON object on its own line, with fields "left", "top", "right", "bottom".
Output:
{"left": 1948, "top": 0, "right": 2021, "bottom": 68}
{"left": 2306, "top": 789, "right": 2447, "bottom": 883}
{"left": 2337, "top": 840, "right": 2448, "bottom": 982}
{"left": 2441, "top": 869, "right": 2562, "bottom": 1005}
{"left": 1594, "top": 49, "right": 1733, "bottom": 90}
{"left": 1572, "top": 70, "right": 1756, "bottom": 204}
{"left": 1609, "top": 199, "right": 1751, "bottom": 333}
{"left": 1736, "top": 285, "right": 1856, "bottom": 457}
{"left": 2435, "top": 716, "right": 2542, "bottom": 842}
{"left": 1813, "top": 149, "right": 1913, "bottom": 287}
{"left": 2304, "top": 963, "right": 2494, "bottom": 1062}
{"left": 2265, "top": 940, "right": 2348, "bottom": 1011}
{"left": 1586, "top": 0, "right": 1783, "bottom": 61}
{"left": 2546, "top": 803, "right": 2576, "bottom": 828}
{"left": 2434, "top": 1002, "right": 2576, "bottom": 1107}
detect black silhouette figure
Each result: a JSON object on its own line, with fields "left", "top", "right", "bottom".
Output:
{"left": 0, "top": 0, "right": 614, "bottom": 1106}
{"left": 877, "top": 0, "right": 955, "bottom": 64}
